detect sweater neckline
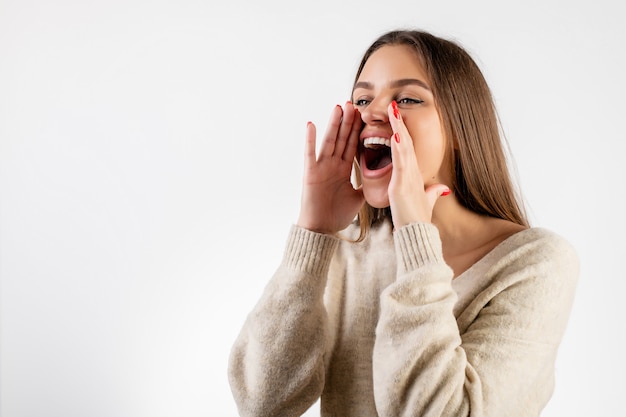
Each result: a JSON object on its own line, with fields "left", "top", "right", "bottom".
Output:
{"left": 453, "top": 227, "right": 540, "bottom": 282}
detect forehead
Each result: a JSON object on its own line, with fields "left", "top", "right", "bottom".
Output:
{"left": 357, "top": 44, "right": 428, "bottom": 83}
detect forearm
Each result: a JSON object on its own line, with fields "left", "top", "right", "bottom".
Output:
{"left": 374, "top": 222, "right": 468, "bottom": 415}
{"left": 374, "top": 265, "right": 471, "bottom": 416}
{"left": 228, "top": 226, "right": 339, "bottom": 417}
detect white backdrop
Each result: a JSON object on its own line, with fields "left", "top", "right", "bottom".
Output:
{"left": 1, "top": 1, "right": 624, "bottom": 416}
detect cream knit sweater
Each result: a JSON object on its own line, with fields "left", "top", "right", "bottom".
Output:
{"left": 228, "top": 219, "right": 578, "bottom": 416}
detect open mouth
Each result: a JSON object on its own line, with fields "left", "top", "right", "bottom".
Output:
{"left": 362, "top": 137, "right": 392, "bottom": 170}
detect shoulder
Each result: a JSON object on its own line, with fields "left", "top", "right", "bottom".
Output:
{"left": 501, "top": 227, "right": 578, "bottom": 265}
{"left": 488, "top": 227, "right": 579, "bottom": 296}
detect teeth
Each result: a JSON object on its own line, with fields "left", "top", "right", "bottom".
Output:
{"left": 363, "top": 137, "right": 391, "bottom": 148}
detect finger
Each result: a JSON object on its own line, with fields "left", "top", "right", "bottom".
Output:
{"left": 304, "top": 121, "right": 317, "bottom": 168}
{"left": 319, "top": 105, "right": 343, "bottom": 159}
{"left": 342, "top": 108, "right": 362, "bottom": 162}
{"left": 333, "top": 101, "right": 355, "bottom": 158}
{"left": 425, "top": 184, "right": 452, "bottom": 208}
{"left": 387, "top": 101, "right": 419, "bottom": 181}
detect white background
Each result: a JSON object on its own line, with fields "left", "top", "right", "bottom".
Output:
{"left": 1, "top": 1, "right": 624, "bottom": 416}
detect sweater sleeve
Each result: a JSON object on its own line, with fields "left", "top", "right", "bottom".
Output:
{"left": 372, "top": 223, "right": 579, "bottom": 417}
{"left": 228, "top": 226, "right": 339, "bottom": 417}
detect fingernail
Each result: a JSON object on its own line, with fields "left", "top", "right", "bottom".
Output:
{"left": 441, "top": 189, "right": 452, "bottom": 197}
{"left": 394, "top": 132, "right": 400, "bottom": 143}
{"left": 391, "top": 100, "right": 400, "bottom": 120}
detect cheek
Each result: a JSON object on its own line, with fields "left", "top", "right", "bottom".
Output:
{"left": 408, "top": 121, "right": 445, "bottom": 158}
{"left": 405, "top": 113, "right": 442, "bottom": 141}
{"left": 406, "top": 118, "right": 448, "bottom": 179}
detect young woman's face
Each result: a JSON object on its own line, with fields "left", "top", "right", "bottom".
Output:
{"left": 352, "top": 44, "right": 450, "bottom": 209}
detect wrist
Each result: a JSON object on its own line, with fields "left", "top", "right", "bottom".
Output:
{"left": 295, "top": 220, "right": 335, "bottom": 235}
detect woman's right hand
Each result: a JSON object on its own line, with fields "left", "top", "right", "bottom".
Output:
{"left": 296, "top": 102, "right": 365, "bottom": 235}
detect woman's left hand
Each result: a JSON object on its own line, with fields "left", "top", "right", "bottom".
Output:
{"left": 387, "top": 101, "right": 450, "bottom": 228}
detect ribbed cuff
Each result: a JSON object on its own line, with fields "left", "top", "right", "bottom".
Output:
{"left": 283, "top": 225, "right": 340, "bottom": 277}
{"left": 394, "top": 222, "right": 445, "bottom": 275}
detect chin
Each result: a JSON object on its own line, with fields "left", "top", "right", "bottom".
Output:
{"left": 363, "top": 188, "right": 390, "bottom": 209}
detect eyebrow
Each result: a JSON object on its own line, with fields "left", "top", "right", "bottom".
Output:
{"left": 353, "top": 78, "right": 431, "bottom": 91}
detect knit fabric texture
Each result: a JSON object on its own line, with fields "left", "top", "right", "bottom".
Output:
{"left": 228, "top": 219, "right": 578, "bottom": 416}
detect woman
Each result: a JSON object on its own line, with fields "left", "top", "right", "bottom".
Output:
{"left": 228, "top": 30, "right": 578, "bottom": 416}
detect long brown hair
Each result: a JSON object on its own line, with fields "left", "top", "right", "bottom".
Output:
{"left": 352, "top": 30, "right": 528, "bottom": 241}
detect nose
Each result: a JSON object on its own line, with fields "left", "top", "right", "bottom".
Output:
{"left": 359, "top": 97, "right": 390, "bottom": 126}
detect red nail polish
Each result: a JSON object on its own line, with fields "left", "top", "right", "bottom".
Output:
{"left": 441, "top": 189, "right": 451, "bottom": 197}
{"left": 394, "top": 132, "right": 400, "bottom": 143}
{"left": 391, "top": 100, "right": 400, "bottom": 120}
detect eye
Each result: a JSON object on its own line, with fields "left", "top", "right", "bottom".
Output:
{"left": 396, "top": 97, "right": 424, "bottom": 105}
{"left": 353, "top": 98, "right": 371, "bottom": 107}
